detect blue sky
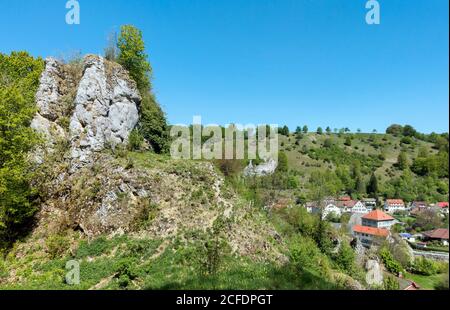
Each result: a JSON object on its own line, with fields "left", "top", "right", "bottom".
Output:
{"left": 1, "top": 0, "right": 448, "bottom": 133}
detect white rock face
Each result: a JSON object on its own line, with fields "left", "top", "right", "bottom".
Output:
{"left": 31, "top": 58, "right": 66, "bottom": 161}
{"left": 243, "top": 159, "right": 278, "bottom": 177}
{"left": 69, "top": 55, "right": 140, "bottom": 163}
{"left": 32, "top": 55, "right": 141, "bottom": 166}
{"left": 35, "top": 57, "right": 63, "bottom": 121}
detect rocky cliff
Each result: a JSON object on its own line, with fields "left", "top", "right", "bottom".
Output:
{"left": 32, "top": 55, "right": 140, "bottom": 166}
{"left": 27, "top": 55, "right": 284, "bottom": 263}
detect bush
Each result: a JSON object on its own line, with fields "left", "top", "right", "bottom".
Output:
{"left": 383, "top": 275, "right": 400, "bottom": 290}
{"left": 139, "top": 94, "right": 169, "bottom": 153}
{"left": 0, "top": 52, "right": 44, "bottom": 247}
{"left": 128, "top": 128, "right": 144, "bottom": 151}
{"left": 289, "top": 235, "right": 330, "bottom": 277}
{"left": 409, "top": 257, "right": 439, "bottom": 276}
{"left": 379, "top": 247, "right": 403, "bottom": 275}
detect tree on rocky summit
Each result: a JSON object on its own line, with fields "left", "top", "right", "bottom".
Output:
{"left": 117, "top": 25, "right": 169, "bottom": 153}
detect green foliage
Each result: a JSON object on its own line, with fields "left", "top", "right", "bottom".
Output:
{"left": 0, "top": 52, "right": 44, "bottom": 246}
{"left": 383, "top": 275, "right": 400, "bottom": 290}
{"left": 302, "top": 125, "right": 308, "bottom": 134}
{"left": 344, "top": 136, "right": 352, "bottom": 146}
{"left": 323, "top": 138, "right": 333, "bottom": 148}
{"left": 434, "top": 273, "right": 449, "bottom": 290}
{"left": 379, "top": 247, "right": 403, "bottom": 275}
{"left": 386, "top": 124, "right": 404, "bottom": 136}
{"left": 411, "top": 150, "right": 448, "bottom": 178}
{"left": 114, "top": 257, "right": 138, "bottom": 288}
{"left": 333, "top": 241, "right": 356, "bottom": 275}
{"left": 277, "top": 151, "right": 288, "bottom": 173}
{"left": 139, "top": 94, "right": 169, "bottom": 153}
{"left": 409, "top": 257, "right": 440, "bottom": 276}
{"left": 117, "top": 25, "right": 152, "bottom": 93}
{"left": 396, "top": 151, "right": 409, "bottom": 170}
{"left": 278, "top": 125, "right": 289, "bottom": 136}
{"left": 116, "top": 25, "right": 169, "bottom": 154}
{"left": 317, "top": 127, "right": 323, "bottom": 135}
{"left": 367, "top": 172, "right": 378, "bottom": 196}
{"left": 127, "top": 128, "right": 144, "bottom": 151}
{"left": 308, "top": 145, "right": 382, "bottom": 174}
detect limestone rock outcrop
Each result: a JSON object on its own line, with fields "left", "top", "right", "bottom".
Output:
{"left": 243, "top": 158, "right": 278, "bottom": 177}
{"left": 31, "top": 55, "right": 140, "bottom": 166}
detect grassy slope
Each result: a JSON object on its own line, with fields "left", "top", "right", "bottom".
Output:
{"left": 405, "top": 272, "right": 444, "bottom": 290}
{"left": 0, "top": 151, "right": 338, "bottom": 290}
{"left": 279, "top": 132, "right": 440, "bottom": 191}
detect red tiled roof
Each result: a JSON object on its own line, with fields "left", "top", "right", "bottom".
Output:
{"left": 353, "top": 225, "right": 389, "bottom": 237}
{"left": 339, "top": 196, "right": 351, "bottom": 201}
{"left": 362, "top": 209, "right": 394, "bottom": 221}
{"left": 386, "top": 199, "right": 405, "bottom": 206}
{"left": 422, "top": 228, "right": 449, "bottom": 240}
{"left": 437, "top": 202, "right": 449, "bottom": 208}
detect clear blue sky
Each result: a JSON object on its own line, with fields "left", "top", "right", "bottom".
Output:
{"left": 1, "top": 0, "right": 448, "bottom": 133}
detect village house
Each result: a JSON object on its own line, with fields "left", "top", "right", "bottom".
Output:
{"left": 362, "top": 198, "right": 377, "bottom": 209}
{"left": 410, "top": 201, "right": 428, "bottom": 208}
{"left": 436, "top": 202, "right": 449, "bottom": 215}
{"left": 321, "top": 202, "right": 342, "bottom": 219}
{"left": 361, "top": 209, "right": 396, "bottom": 229}
{"left": 351, "top": 200, "right": 371, "bottom": 214}
{"left": 399, "top": 233, "right": 416, "bottom": 243}
{"left": 307, "top": 200, "right": 342, "bottom": 219}
{"left": 352, "top": 209, "right": 395, "bottom": 247}
{"left": 384, "top": 199, "right": 407, "bottom": 213}
{"left": 352, "top": 225, "right": 390, "bottom": 247}
{"left": 421, "top": 228, "right": 449, "bottom": 246}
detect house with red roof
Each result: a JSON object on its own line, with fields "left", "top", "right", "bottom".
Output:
{"left": 384, "top": 199, "right": 406, "bottom": 214}
{"left": 353, "top": 225, "right": 390, "bottom": 247}
{"left": 362, "top": 209, "right": 396, "bottom": 229}
{"left": 352, "top": 209, "right": 395, "bottom": 247}
{"left": 436, "top": 202, "right": 449, "bottom": 215}
{"left": 421, "top": 228, "right": 449, "bottom": 246}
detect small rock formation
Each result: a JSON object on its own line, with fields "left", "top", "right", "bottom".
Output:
{"left": 365, "top": 259, "right": 383, "bottom": 287}
{"left": 243, "top": 158, "right": 278, "bottom": 177}
{"left": 31, "top": 55, "right": 140, "bottom": 166}
{"left": 31, "top": 58, "right": 66, "bottom": 156}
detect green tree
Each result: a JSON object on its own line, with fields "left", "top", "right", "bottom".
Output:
{"left": 0, "top": 52, "right": 44, "bottom": 246}
{"left": 317, "top": 127, "right": 323, "bottom": 135}
{"left": 325, "top": 126, "right": 331, "bottom": 134}
{"left": 277, "top": 151, "right": 288, "bottom": 173}
{"left": 302, "top": 125, "right": 308, "bottom": 134}
{"left": 334, "top": 242, "right": 356, "bottom": 275}
{"left": 117, "top": 25, "right": 169, "bottom": 153}
{"left": 367, "top": 172, "right": 378, "bottom": 196}
{"left": 278, "top": 125, "right": 289, "bottom": 136}
{"left": 386, "top": 124, "right": 403, "bottom": 136}
{"left": 344, "top": 136, "right": 352, "bottom": 146}
{"left": 117, "top": 25, "right": 152, "bottom": 92}
{"left": 397, "top": 151, "right": 409, "bottom": 170}
{"left": 402, "top": 125, "right": 417, "bottom": 137}
{"left": 383, "top": 276, "right": 400, "bottom": 290}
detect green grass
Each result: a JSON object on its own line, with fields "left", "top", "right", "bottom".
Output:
{"left": 0, "top": 233, "right": 338, "bottom": 290}
{"left": 405, "top": 272, "right": 445, "bottom": 290}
